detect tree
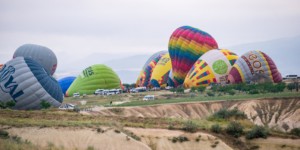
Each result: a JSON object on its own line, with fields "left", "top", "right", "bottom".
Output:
{"left": 122, "top": 83, "right": 130, "bottom": 89}
{"left": 130, "top": 83, "right": 137, "bottom": 88}
{"left": 287, "top": 83, "right": 295, "bottom": 92}
{"left": 190, "top": 87, "right": 196, "bottom": 93}
{"left": 276, "top": 82, "right": 286, "bottom": 92}
{"left": 176, "top": 87, "right": 184, "bottom": 94}
{"left": 197, "top": 86, "right": 206, "bottom": 93}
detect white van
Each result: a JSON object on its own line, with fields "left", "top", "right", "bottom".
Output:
{"left": 73, "top": 92, "right": 80, "bottom": 98}
{"left": 143, "top": 95, "right": 155, "bottom": 101}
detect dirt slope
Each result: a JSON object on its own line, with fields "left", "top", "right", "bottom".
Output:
{"left": 5, "top": 127, "right": 232, "bottom": 150}
{"left": 88, "top": 98, "right": 300, "bottom": 131}
{"left": 6, "top": 127, "right": 150, "bottom": 150}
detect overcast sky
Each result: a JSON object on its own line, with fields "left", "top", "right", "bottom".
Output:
{"left": 1, "top": 0, "right": 300, "bottom": 70}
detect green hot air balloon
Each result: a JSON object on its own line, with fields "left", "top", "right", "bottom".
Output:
{"left": 66, "top": 64, "right": 121, "bottom": 96}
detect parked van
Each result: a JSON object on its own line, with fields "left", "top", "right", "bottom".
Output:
{"left": 143, "top": 95, "right": 155, "bottom": 101}
{"left": 73, "top": 92, "right": 80, "bottom": 98}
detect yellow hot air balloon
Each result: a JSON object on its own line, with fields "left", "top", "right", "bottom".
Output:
{"left": 150, "top": 53, "right": 172, "bottom": 88}
{"left": 184, "top": 49, "right": 238, "bottom": 88}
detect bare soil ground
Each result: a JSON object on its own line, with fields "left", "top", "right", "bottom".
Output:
{"left": 4, "top": 127, "right": 233, "bottom": 150}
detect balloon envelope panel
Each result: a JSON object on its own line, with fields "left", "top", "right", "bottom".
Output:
{"left": 13, "top": 44, "right": 57, "bottom": 75}
{"left": 136, "top": 51, "right": 167, "bottom": 87}
{"left": 66, "top": 64, "right": 121, "bottom": 96}
{"left": 150, "top": 53, "right": 172, "bottom": 87}
{"left": 168, "top": 26, "right": 218, "bottom": 86}
{"left": 228, "top": 50, "right": 282, "bottom": 84}
{"left": 184, "top": 49, "right": 238, "bottom": 88}
{"left": 0, "top": 57, "right": 63, "bottom": 110}
{"left": 58, "top": 76, "right": 76, "bottom": 95}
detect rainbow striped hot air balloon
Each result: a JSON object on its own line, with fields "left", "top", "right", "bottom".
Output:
{"left": 168, "top": 26, "right": 218, "bottom": 87}
{"left": 136, "top": 51, "right": 167, "bottom": 87}
{"left": 228, "top": 50, "right": 282, "bottom": 84}
{"left": 184, "top": 49, "right": 238, "bottom": 88}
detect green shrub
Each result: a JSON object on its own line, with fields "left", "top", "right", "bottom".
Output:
{"left": 0, "top": 129, "right": 9, "bottom": 139}
{"left": 0, "top": 100, "right": 16, "bottom": 109}
{"left": 190, "top": 87, "right": 196, "bottom": 93}
{"left": 171, "top": 136, "right": 189, "bottom": 143}
{"left": 6, "top": 101, "right": 16, "bottom": 108}
{"left": 171, "top": 137, "right": 178, "bottom": 143}
{"left": 197, "top": 86, "right": 206, "bottom": 93}
{"left": 290, "top": 128, "right": 300, "bottom": 137}
{"left": 229, "top": 108, "right": 248, "bottom": 119}
{"left": 227, "top": 90, "right": 235, "bottom": 95}
{"left": 211, "top": 124, "right": 221, "bottom": 133}
{"left": 207, "top": 91, "right": 215, "bottom": 97}
{"left": 176, "top": 87, "right": 184, "bottom": 93}
{"left": 168, "top": 123, "right": 175, "bottom": 130}
{"left": 177, "top": 136, "right": 189, "bottom": 142}
{"left": 249, "top": 89, "right": 259, "bottom": 94}
{"left": 40, "top": 100, "right": 51, "bottom": 109}
{"left": 182, "top": 120, "right": 198, "bottom": 133}
{"left": 211, "top": 108, "right": 247, "bottom": 120}
{"left": 246, "top": 126, "right": 269, "bottom": 140}
{"left": 114, "top": 129, "right": 121, "bottom": 133}
{"left": 226, "top": 121, "right": 244, "bottom": 138}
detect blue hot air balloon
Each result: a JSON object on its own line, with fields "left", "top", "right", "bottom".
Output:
{"left": 58, "top": 76, "right": 76, "bottom": 95}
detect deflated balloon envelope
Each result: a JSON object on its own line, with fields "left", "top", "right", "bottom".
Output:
{"left": 184, "top": 49, "right": 238, "bottom": 88}
{"left": 58, "top": 76, "right": 76, "bottom": 95}
{"left": 13, "top": 44, "right": 58, "bottom": 75}
{"left": 168, "top": 26, "right": 218, "bottom": 86}
{"left": 150, "top": 53, "right": 172, "bottom": 88}
{"left": 66, "top": 64, "right": 121, "bottom": 96}
{"left": 228, "top": 50, "right": 282, "bottom": 84}
{"left": 136, "top": 51, "right": 167, "bottom": 87}
{"left": 0, "top": 57, "right": 63, "bottom": 110}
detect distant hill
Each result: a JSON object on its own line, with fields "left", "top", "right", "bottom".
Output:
{"left": 227, "top": 36, "right": 300, "bottom": 76}
{"left": 56, "top": 53, "right": 151, "bottom": 83}
{"left": 103, "top": 55, "right": 151, "bottom": 84}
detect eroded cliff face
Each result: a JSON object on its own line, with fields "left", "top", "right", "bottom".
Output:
{"left": 232, "top": 98, "right": 300, "bottom": 131}
{"left": 91, "top": 98, "right": 300, "bottom": 131}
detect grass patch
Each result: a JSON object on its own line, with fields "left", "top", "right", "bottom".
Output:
{"left": 115, "top": 92, "right": 300, "bottom": 107}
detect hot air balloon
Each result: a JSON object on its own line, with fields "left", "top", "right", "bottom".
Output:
{"left": 66, "top": 64, "right": 121, "bottom": 96}
{"left": 136, "top": 51, "right": 167, "bottom": 87}
{"left": 168, "top": 26, "right": 218, "bottom": 87}
{"left": 58, "top": 76, "right": 76, "bottom": 95}
{"left": 167, "top": 69, "right": 175, "bottom": 87}
{"left": 13, "top": 44, "right": 58, "bottom": 75}
{"left": 184, "top": 49, "right": 238, "bottom": 88}
{"left": 228, "top": 50, "right": 282, "bottom": 84}
{"left": 150, "top": 53, "right": 172, "bottom": 88}
{"left": 0, "top": 57, "right": 63, "bottom": 110}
